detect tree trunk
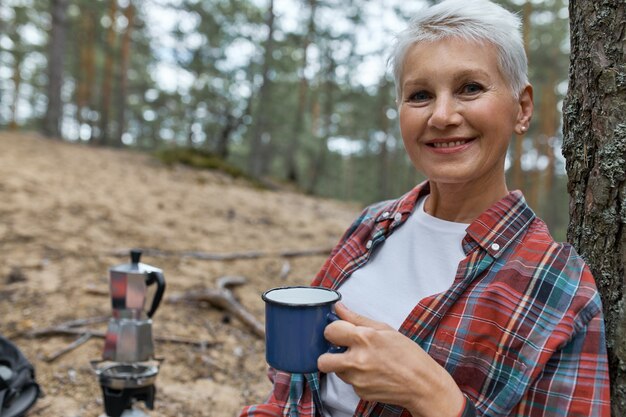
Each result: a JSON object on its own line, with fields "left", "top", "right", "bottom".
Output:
{"left": 247, "top": 0, "right": 276, "bottom": 178}
{"left": 306, "top": 95, "right": 323, "bottom": 195}
{"left": 562, "top": 2, "right": 626, "bottom": 416}
{"left": 307, "top": 48, "right": 336, "bottom": 195}
{"left": 377, "top": 77, "right": 391, "bottom": 201}
{"left": 216, "top": 112, "right": 236, "bottom": 159}
{"left": 528, "top": 63, "right": 559, "bottom": 214}
{"left": 43, "top": 0, "right": 68, "bottom": 139}
{"left": 9, "top": 52, "right": 23, "bottom": 131}
{"left": 509, "top": 1, "right": 532, "bottom": 192}
{"left": 114, "top": 2, "right": 134, "bottom": 147}
{"left": 0, "top": 7, "right": 4, "bottom": 36}
{"left": 98, "top": 0, "right": 118, "bottom": 146}
{"left": 75, "top": 4, "right": 97, "bottom": 141}
{"left": 285, "top": 0, "right": 317, "bottom": 183}
{"left": 539, "top": 72, "right": 558, "bottom": 226}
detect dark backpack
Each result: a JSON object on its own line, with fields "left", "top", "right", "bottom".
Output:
{"left": 0, "top": 335, "right": 41, "bottom": 417}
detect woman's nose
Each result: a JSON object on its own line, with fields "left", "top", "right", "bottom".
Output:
{"left": 427, "top": 96, "right": 462, "bottom": 130}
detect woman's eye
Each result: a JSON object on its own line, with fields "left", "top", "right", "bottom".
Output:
{"left": 461, "top": 83, "right": 483, "bottom": 95}
{"left": 407, "top": 90, "right": 431, "bottom": 102}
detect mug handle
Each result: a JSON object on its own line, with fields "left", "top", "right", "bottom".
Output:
{"left": 326, "top": 312, "right": 347, "bottom": 353}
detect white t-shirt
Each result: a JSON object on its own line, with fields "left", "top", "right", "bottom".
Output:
{"left": 321, "top": 196, "right": 469, "bottom": 417}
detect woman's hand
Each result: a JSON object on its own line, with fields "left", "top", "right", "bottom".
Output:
{"left": 317, "top": 303, "right": 465, "bottom": 417}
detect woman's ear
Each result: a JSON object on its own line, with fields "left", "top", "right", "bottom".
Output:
{"left": 515, "top": 84, "right": 534, "bottom": 135}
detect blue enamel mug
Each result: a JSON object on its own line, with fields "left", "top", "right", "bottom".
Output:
{"left": 262, "top": 286, "right": 343, "bottom": 373}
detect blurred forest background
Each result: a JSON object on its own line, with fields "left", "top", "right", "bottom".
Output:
{"left": 1, "top": 0, "right": 570, "bottom": 238}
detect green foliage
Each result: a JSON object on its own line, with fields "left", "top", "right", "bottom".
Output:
{"left": 155, "top": 147, "right": 246, "bottom": 177}
{"left": 154, "top": 146, "right": 267, "bottom": 190}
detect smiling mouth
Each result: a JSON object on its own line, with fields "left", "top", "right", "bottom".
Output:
{"left": 429, "top": 139, "right": 472, "bottom": 148}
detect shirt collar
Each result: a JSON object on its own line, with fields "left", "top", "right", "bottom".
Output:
{"left": 373, "top": 181, "right": 430, "bottom": 224}
{"left": 464, "top": 189, "right": 536, "bottom": 258}
{"left": 375, "top": 182, "right": 535, "bottom": 258}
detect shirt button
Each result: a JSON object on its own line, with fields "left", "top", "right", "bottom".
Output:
{"left": 491, "top": 243, "right": 500, "bottom": 251}
{"left": 382, "top": 211, "right": 390, "bottom": 218}
{"left": 366, "top": 240, "right": 373, "bottom": 249}
{"left": 393, "top": 213, "right": 402, "bottom": 222}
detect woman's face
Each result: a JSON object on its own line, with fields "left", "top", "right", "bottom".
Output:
{"left": 398, "top": 37, "right": 532, "bottom": 192}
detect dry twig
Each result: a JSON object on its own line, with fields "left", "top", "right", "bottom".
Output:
{"left": 167, "top": 275, "right": 265, "bottom": 338}
{"left": 25, "top": 326, "right": 213, "bottom": 347}
{"left": 43, "top": 333, "right": 92, "bottom": 362}
{"left": 22, "top": 315, "right": 216, "bottom": 362}
{"left": 84, "top": 283, "right": 109, "bottom": 296}
{"left": 56, "top": 316, "right": 110, "bottom": 327}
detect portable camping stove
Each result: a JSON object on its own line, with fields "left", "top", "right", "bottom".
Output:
{"left": 92, "top": 360, "right": 160, "bottom": 417}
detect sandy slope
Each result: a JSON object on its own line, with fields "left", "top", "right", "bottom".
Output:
{"left": 0, "top": 132, "right": 359, "bottom": 417}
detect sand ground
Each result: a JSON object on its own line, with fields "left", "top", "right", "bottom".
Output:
{"left": 0, "top": 132, "right": 359, "bottom": 417}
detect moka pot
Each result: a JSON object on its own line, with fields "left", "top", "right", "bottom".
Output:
{"left": 103, "top": 250, "right": 166, "bottom": 362}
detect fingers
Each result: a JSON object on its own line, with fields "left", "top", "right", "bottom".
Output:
{"left": 318, "top": 318, "right": 357, "bottom": 374}
{"left": 318, "top": 349, "right": 348, "bottom": 374}
{"left": 335, "top": 303, "right": 392, "bottom": 331}
{"left": 319, "top": 316, "right": 385, "bottom": 374}
{"left": 323, "top": 304, "right": 394, "bottom": 354}
{"left": 324, "top": 315, "right": 357, "bottom": 347}
{"left": 319, "top": 304, "right": 395, "bottom": 374}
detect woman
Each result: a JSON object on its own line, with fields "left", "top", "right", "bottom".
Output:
{"left": 240, "top": 0, "right": 610, "bottom": 416}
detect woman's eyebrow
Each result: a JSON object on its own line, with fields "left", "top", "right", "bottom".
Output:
{"left": 452, "top": 68, "right": 492, "bottom": 81}
{"left": 403, "top": 68, "right": 492, "bottom": 88}
{"left": 402, "top": 77, "right": 429, "bottom": 90}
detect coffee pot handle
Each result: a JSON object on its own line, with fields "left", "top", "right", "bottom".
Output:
{"left": 145, "top": 271, "right": 166, "bottom": 318}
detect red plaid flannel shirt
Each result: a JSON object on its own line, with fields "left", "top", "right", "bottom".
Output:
{"left": 240, "top": 182, "right": 610, "bottom": 417}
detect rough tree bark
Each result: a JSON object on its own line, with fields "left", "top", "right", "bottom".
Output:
{"left": 562, "top": 2, "right": 626, "bottom": 416}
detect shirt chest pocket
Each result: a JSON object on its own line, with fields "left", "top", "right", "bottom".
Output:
{"left": 427, "top": 331, "right": 528, "bottom": 416}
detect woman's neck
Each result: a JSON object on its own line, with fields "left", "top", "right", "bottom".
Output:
{"left": 424, "top": 179, "right": 509, "bottom": 223}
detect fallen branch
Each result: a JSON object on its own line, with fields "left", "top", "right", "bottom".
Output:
{"left": 22, "top": 316, "right": 216, "bottom": 360}
{"left": 53, "top": 316, "right": 109, "bottom": 328}
{"left": 217, "top": 275, "right": 248, "bottom": 289}
{"left": 108, "top": 247, "right": 332, "bottom": 261}
{"left": 25, "top": 326, "right": 107, "bottom": 339}
{"left": 43, "top": 333, "right": 92, "bottom": 362}
{"left": 84, "top": 283, "right": 109, "bottom": 296}
{"left": 167, "top": 275, "right": 265, "bottom": 338}
{"left": 17, "top": 316, "right": 109, "bottom": 340}
{"left": 25, "top": 326, "right": 213, "bottom": 347}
